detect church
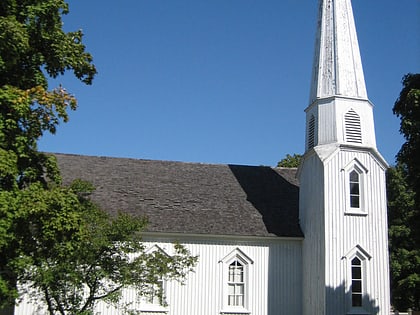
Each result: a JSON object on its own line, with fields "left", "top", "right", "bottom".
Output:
{"left": 16, "top": 0, "right": 391, "bottom": 314}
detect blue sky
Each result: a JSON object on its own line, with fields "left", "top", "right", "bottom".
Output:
{"left": 39, "top": 0, "right": 420, "bottom": 166}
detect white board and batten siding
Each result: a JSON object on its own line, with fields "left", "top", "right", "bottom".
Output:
{"left": 300, "top": 146, "right": 390, "bottom": 315}
{"left": 15, "top": 235, "right": 303, "bottom": 315}
{"left": 323, "top": 149, "right": 390, "bottom": 315}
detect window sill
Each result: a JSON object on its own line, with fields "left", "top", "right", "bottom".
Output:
{"left": 345, "top": 209, "right": 368, "bottom": 216}
{"left": 347, "top": 307, "right": 370, "bottom": 314}
{"left": 138, "top": 304, "right": 169, "bottom": 313}
{"left": 220, "top": 307, "right": 250, "bottom": 314}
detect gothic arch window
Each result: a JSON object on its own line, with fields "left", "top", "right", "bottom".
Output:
{"left": 308, "top": 114, "right": 316, "bottom": 149}
{"left": 228, "top": 260, "right": 244, "bottom": 306}
{"left": 351, "top": 257, "right": 363, "bottom": 307}
{"left": 344, "top": 246, "right": 371, "bottom": 313}
{"left": 345, "top": 109, "right": 362, "bottom": 144}
{"left": 140, "top": 245, "right": 170, "bottom": 311}
{"left": 219, "top": 248, "right": 253, "bottom": 313}
{"left": 349, "top": 170, "right": 360, "bottom": 208}
{"left": 343, "top": 159, "right": 368, "bottom": 215}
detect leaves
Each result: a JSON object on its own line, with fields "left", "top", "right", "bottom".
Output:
{"left": 393, "top": 73, "right": 420, "bottom": 206}
{"left": 0, "top": 85, "right": 76, "bottom": 189}
{"left": 277, "top": 153, "right": 302, "bottom": 167}
{"left": 0, "top": 0, "right": 96, "bottom": 89}
{"left": 387, "top": 158, "right": 420, "bottom": 309}
{"left": 1, "top": 2, "right": 197, "bottom": 313}
{"left": 384, "top": 73, "right": 420, "bottom": 311}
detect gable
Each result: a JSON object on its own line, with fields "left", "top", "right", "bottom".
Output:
{"left": 54, "top": 153, "right": 303, "bottom": 238}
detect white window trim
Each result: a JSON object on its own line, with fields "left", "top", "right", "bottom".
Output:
{"left": 219, "top": 248, "right": 253, "bottom": 314}
{"left": 138, "top": 245, "right": 170, "bottom": 312}
{"left": 342, "top": 158, "right": 368, "bottom": 216}
{"left": 343, "top": 245, "right": 372, "bottom": 315}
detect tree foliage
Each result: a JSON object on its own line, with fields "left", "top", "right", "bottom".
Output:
{"left": 17, "top": 181, "right": 197, "bottom": 315}
{"left": 387, "top": 163, "right": 420, "bottom": 310}
{"left": 1, "top": 0, "right": 96, "bottom": 306}
{"left": 0, "top": 1, "right": 197, "bottom": 313}
{"left": 277, "top": 153, "right": 302, "bottom": 168}
{"left": 0, "top": 0, "right": 96, "bottom": 89}
{"left": 388, "top": 73, "right": 420, "bottom": 311}
{"left": 393, "top": 73, "right": 420, "bottom": 206}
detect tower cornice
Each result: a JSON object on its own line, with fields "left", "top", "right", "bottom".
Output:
{"left": 305, "top": 95, "right": 374, "bottom": 113}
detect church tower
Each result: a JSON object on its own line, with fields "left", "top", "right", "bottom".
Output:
{"left": 299, "top": 0, "right": 390, "bottom": 314}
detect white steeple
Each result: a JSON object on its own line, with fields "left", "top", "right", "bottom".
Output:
{"left": 299, "top": 1, "right": 390, "bottom": 314}
{"left": 310, "top": 0, "right": 367, "bottom": 102}
{"left": 305, "top": 0, "right": 378, "bottom": 153}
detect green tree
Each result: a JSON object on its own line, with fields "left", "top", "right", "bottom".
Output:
{"left": 0, "top": 1, "right": 197, "bottom": 313}
{"left": 393, "top": 73, "right": 420, "bottom": 206}
{"left": 277, "top": 153, "right": 302, "bottom": 168}
{"left": 387, "top": 73, "right": 420, "bottom": 311}
{"left": 387, "top": 163, "right": 419, "bottom": 310}
{"left": 16, "top": 180, "right": 197, "bottom": 315}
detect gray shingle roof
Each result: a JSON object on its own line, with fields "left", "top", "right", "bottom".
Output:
{"left": 54, "top": 153, "right": 303, "bottom": 238}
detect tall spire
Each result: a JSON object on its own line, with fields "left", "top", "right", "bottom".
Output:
{"left": 309, "top": 0, "right": 367, "bottom": 103}
{"left": 304, "top": 0, "right": 377, "bottom": 151}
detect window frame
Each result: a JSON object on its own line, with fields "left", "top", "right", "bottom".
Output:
{"left": 139, "top": 245, "right": 170, "bottom": 312}
{"left": 145, "top": 276, "right": 165, "bottom": 306}
{"left": 219, "top": 248, "right": 253, "bottom": 314}
{"left": 227, "top": 260, "right": 245, "bottom": 307}
{"left": 350, "top": 257, "right": 363, "bottom": 307}
{"left": 349, "top": 170, "right": 361, "bottom": 209}
{"left": 344, "top": 246, "right": 371, "bottom": 315}
{"left": 343, "top": 159, "right": 368, "bottom": 216}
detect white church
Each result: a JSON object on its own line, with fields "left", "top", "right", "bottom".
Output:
{"left": 16, "top": 0, "right": 391, "bottom": 314}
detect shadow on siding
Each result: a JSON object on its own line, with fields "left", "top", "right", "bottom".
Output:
{"left": 326, "top": 282, "right": 381, "bottom": 314}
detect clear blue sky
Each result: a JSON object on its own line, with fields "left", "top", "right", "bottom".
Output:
{"left": 39, "top": 0, "right": 420, "bottom": 166}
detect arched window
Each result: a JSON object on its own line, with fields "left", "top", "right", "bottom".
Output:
{"left": 349, "top": 170, "right": 360, "bottom": 208}
{"left": 146, "top": 277, "right": 164, "bottom": 305}
{"left": 141, "top": 245, "right": 169, "bottom": 308}
{"left": 351, "top": 257, "right": 363, "bottom": 307}
{"left": 343, "top": 159, "right": 368, "bottom": 215}
{"left": 228, "top": 261, "right": 244, "bottom": 306}
{"left": 219, "top": 248, "right": 253, "bottom": 312}
{"left": 344, "top": 245, "right": 371, "bottom": 312}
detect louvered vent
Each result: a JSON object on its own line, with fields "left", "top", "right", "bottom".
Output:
{"left": 308, "top": 115, "right": 315, "bottom": 149}
{"left": 345, "top": 109, "right": 362, "bottom": 143}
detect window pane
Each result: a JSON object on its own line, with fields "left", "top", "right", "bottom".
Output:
{"left": 235, "top": 267, "right": 243, "bottom": 282}
{"left": 352, "top": 257, "right": 361, "bottom": 265}
{"left": 350, "top": 196, "right": 360, "bottom": 208}
{"left": 350, "top": 183, "right": 359, "bottom": 194}
{"left": 352, "top": 267, "right": 361, "bottom": 279}
{"left": 237, "top": 295, "right": 244, "bottom": 306}
{"left": 228, "top": 284, "right": 234, "bottom": 294}
{"left": 228, "top": 295, "right": 234, "bottom": 306}
{"left": 352, "top": 293, "right": 362, "bottom": 307}
{"left": 237, "top": 284, "right": 244, "bottom": 294}
{"left": 352, "top": 280, "right": 362, "bottom": 292}
{"left": 228, "top": 268, "right": 234, "bottom": 281}
{"left": 350, "top": 171, "right": 359, "bottom": 182}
